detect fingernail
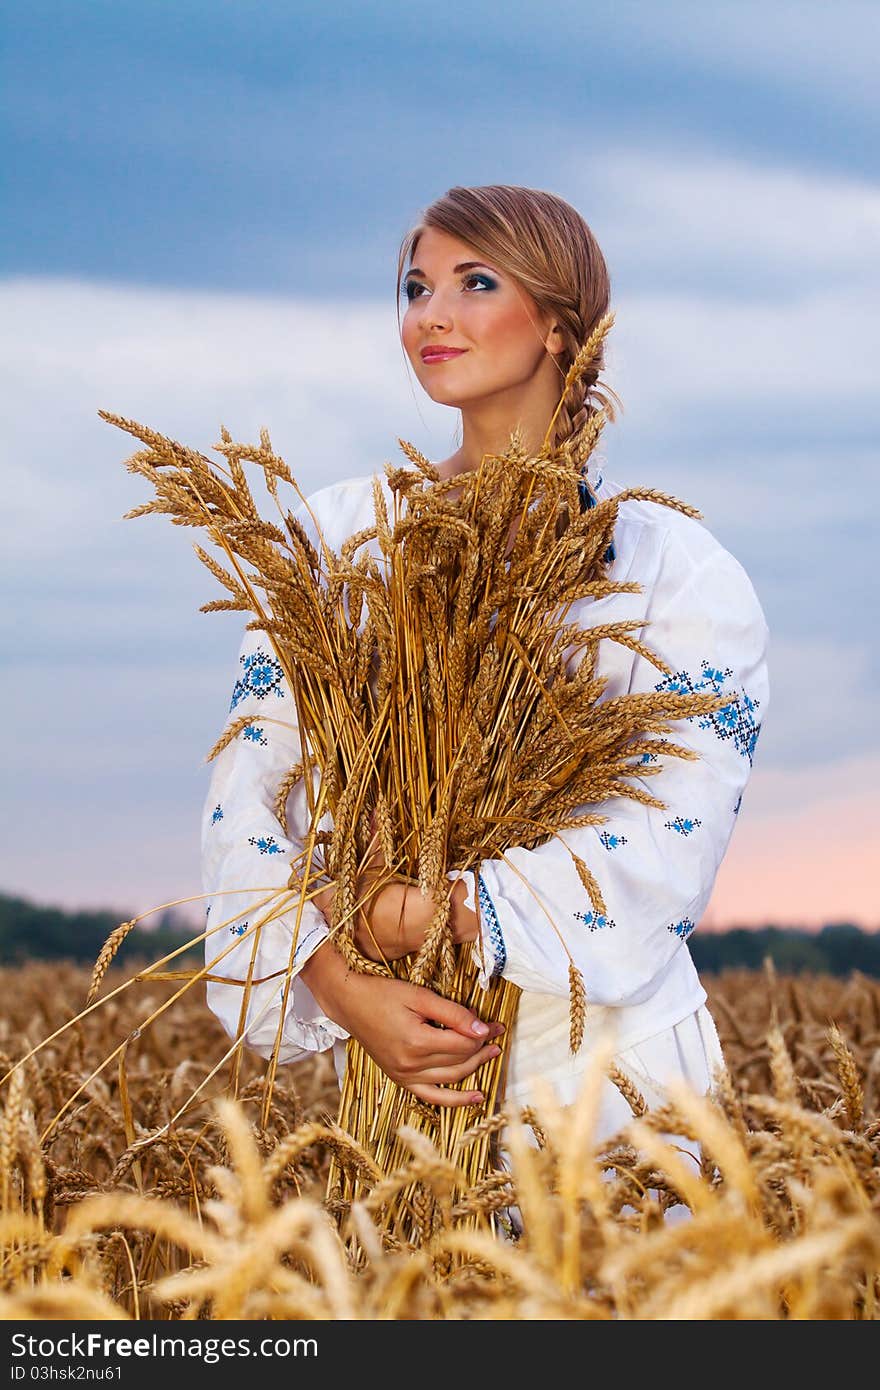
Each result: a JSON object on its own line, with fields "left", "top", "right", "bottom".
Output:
{"left": 470, "top": 1093, "right": 484, "bottom": 1104}
{"left": 471, "top": 1020, "right": 489, "bottom": 1036}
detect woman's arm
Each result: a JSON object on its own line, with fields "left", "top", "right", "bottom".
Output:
{"left": 201, "top": 614, "right": 349, "bottom": 1064}
{"left": 201, "top": 496, "right": 499, "bottom": 1099}
{"left": 437, "top": 527, "right": 771, "bottom": 1004}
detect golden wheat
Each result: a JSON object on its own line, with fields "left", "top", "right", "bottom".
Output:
{"left": 1, "top": 962, "right": 878, "bottom": 1318}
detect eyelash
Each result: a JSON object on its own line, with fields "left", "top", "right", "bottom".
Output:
{"left": 403, "top": 273, "right": 495, "bottom": 301}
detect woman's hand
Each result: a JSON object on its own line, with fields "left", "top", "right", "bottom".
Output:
{"left": 349, "top": 810, "right": 481, "bottom": 963}
{"left": 299, "top": 938, "right": 504, "bottom": 1107}
{"left": 355, "top": 877, "right": 480, "bottom": 962}
{"left": 354, "top": 877, "right": 432, "bottom": 962}
{"left": 307, "top": 836, "right": 419, "bottom": 960}
{"left": 313, "top": 872, "right": 454, "bottom": 963}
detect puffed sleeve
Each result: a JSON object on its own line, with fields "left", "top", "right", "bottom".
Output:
{"left": 450, "top": 525, "right": 770, "bottom": 1006}
{"left": 200, "top": 505, "right": 350, "bottom": 1064}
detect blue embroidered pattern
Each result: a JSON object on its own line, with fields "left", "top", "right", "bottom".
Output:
{"left": 249, "top": 834, "right": 283, "bottom": 855}
{"left": 653, "top": 659, "right": 762, "bottom": 765}
{"left": 230, "top": 919, "right": 249, "bottom": 937}
{"left": 667, "top": 917, "right": 696, "bottom": 940}
{"left": 243, "top": 724, "right": 268, "bottom": 746}
{"left": 598, "top": 831, "right": 628, "bottom": 850}
{"left": 292, "top": 922, "right": 325, "bottom": 965}
{"left": 211, "top": 804, "right": 224, "bottom": 825}
{"left": 230, "top": 648, "right": 285, "bottom": 711}
{"left": 665, "top": 815, "right": 702, "bottom": 836}
{"left": 477, "top": 873, "right": 506, "bottom": 979}
{"left": 639, "top": 751, "right": 659, "bottom": 764}
{"left": 733, "top": 793, "right": 742, "bottom": 815}
{"left": 573, "top": 909, "right": 616, "bottom": 932}
{"left": 577, "top": 469, "right": 615, "bottom": 563}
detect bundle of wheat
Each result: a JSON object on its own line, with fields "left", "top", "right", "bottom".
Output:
{"left": 93, "top": 311, "right": 733, "bottom": 1246}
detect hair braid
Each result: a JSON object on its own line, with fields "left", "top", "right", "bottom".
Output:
{"left": 550, "top": 322, "right": 619, "bottom": 471}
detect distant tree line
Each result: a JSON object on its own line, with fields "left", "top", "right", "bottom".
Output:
{"left": 0, "top": 892, "right": 877, "bottom": 977}
{"left": 0, "top": 893, "right": 201, "bottom": 970}
{"left": 690, "top": 923, "right": 880, "bottom": 978}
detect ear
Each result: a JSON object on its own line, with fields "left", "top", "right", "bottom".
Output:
{"left": 543, "top": 321, "right": 566, "bottom": 356}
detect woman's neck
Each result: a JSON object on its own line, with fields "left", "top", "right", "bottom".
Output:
{"left": 434, "top": 380, "right": 562, "bottom": 482}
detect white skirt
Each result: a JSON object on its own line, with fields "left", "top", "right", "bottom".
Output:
{"left": 496, "top": 1002, "right": 728, "bottom": 1237}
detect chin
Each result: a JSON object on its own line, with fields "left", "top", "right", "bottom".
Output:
{"left": 417, "top": 379, "right": 465, "bottom": 407}
{"left": 429, "top": 390, "right": 468, "bottom": 408}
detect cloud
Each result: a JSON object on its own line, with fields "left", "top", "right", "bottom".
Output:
{"left": 600, "top": 2, "right": 879, "bottom": 118}
{"left": 581, "top": 148, "right": 880, "bottom": 433}
{"left": 0, "top": 276, "right": 435, "bottom": 563}
{"left": 2, "top": 4, "right": 877, "bottom": 927}
{"left": 751, "top": 636, "right": 875, "bottom": 768}
{"left": 576, "top": 143, "right": 880, "bottom": 292}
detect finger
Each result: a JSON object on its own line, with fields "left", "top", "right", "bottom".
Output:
{"left": 415, "top": 1045, "right": 502, "bottom": 1071}
{"left": 421, "top": 1017, "right": 506, "bottom": 1044}
{"left": 410, "top": 1044, "right": 502, "bottom": 1086}
{"left": 407, "top": 1082, "right": 486, "bottom": 1109}
{"left": 418, "top": 991, "right": 507, "bottom": 1041}
{"left": 416, "top": 1015, "right": 506, "bottom": 1049}
{"left": 412, "top": 1025, "right": 499, "bottom": 1062}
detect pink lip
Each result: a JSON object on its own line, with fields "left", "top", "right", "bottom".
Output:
{"left": 421, "top": 348, "right": 467, "bottom": 362}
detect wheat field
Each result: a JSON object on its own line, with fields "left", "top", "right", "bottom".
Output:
{"left": 1, "top": 960, "right": 878, "bottom": 1319}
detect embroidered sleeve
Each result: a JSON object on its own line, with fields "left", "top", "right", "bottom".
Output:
{"left": 460, "top": 527, "right": 770, "bottom": 1007}
{"left": 200, "top": 505, "right": 349, "bottom": 1064}
{"left": 449, "top": 868, "right": 508, "bottom": 988}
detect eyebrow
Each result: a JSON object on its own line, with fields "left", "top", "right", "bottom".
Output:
{"left": 404, "top": 261, "right": 498, "bottom": 278}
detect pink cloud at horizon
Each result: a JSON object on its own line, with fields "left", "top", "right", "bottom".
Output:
{"left": 700, "top": 753, "right": 879, "bottom": 932}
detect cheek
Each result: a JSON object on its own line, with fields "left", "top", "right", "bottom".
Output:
{"left": 471, "top": 297, "right": 538, "bottom": 357}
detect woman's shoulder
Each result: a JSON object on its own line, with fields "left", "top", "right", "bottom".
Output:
{"left": 602, "top": 473, "right": 767, "bottom": 628}
{"left": 602, "top": 473, "right": 722, "bottom": 563}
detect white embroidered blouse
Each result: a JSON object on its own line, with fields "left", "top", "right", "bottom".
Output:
{"left": 200, "top": 459, "right": 770, "bottom": 1100}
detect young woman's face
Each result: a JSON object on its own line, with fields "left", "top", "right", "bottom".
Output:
{"left": 400, "top": 226, "right": 557, "bottom": 410}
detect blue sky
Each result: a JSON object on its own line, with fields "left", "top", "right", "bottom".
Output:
{"left": 4, "top": 3, "right": 878, "bottom": 292}
{"left": 1, "top": 1, "right": 877, "bottom": 927}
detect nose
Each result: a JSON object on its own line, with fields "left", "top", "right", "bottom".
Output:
{"left": 417, "top": 287, "right": 453, "bottom": 333}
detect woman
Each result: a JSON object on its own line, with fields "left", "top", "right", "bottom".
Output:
{"left": 201, "top": 185, "right": 770, "bottom": 1210}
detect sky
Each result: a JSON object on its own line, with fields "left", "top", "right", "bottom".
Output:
{"left": 1, "top": 1, "right": 877, "bottom": 931}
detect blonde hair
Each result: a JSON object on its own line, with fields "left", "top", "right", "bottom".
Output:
{"left": 396, "top": 184, "right": 622, "bottom": 457}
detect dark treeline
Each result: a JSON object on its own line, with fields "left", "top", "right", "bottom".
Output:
{"left": 0, "top": 891, "right": 877, "bottom": 977}
{"left": 0, "top": 892, "right": 201, "bottom": 969}
{"left": 690, "top": 923, "right": 880, "bottom": 978}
